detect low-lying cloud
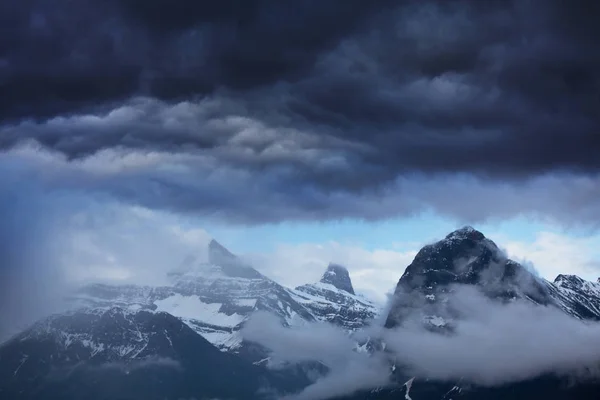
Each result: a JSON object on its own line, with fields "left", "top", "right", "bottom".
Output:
{"left": 242, "top": 285, "right": 600, "bottom": 400}
{"left": 242, "top": 312, "right": 391, "bottom": 400}
{"left": 384, "top": 286, "right": 600, "bottom": 385}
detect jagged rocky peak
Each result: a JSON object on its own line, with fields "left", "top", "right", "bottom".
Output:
{"left": 554, "top": 274, "right": 586, "bottom": 287}
{"left": 320, "top": 263, "right": 355, "bottom": 295}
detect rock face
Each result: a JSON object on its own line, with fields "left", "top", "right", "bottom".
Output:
{"left": 293, "top": 264, "right": 379, "bottom": 330}
{"left": 320, "top": 264, "right": 356, "bottom": 295}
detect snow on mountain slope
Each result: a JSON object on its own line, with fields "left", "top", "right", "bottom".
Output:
{"left": 293, "top": 264, "right": 379, "bottom": 330}
{"left": 72, "top": 240, "right": 315, "bottom": 352}
{"left": 545, "top": 274, "right": 600, "bottom": 320}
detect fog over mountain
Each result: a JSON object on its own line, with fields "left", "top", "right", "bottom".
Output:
{"left": 242, "top": 228, "right": 600, "bottom": 399}
{"left": 1, "top": 0, "right": 600, "bottom": 399}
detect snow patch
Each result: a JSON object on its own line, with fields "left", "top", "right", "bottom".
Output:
{"left": 404, "top": 377, "right": 415, "bottom": 400}
{"left": 423, "top": 315, "right": 447, "bottom": 327}
{"left": 154, "top": 294, "right": 244, "bottom": 328}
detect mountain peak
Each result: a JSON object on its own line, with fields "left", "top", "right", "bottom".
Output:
{"left": 384, "top": 227, "right": 552, "bottom": 328}
{"left": 554, "top": 274, "right": 586, "bottom": 287}
{"left": 320, "top": 263, "right": 355, "bottom": 295}
{"left": 208, "top": 239, "right": 237, "bottom": 265}
{"left": 445, "top": 226, "right": 485, "bottom": 241}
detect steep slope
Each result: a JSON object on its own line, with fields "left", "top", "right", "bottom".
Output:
{"left": 0, "top": 308, "right": 295, "bottom": 400}
{"left": 293, "top": 264, "right": 379, "bottom": 330}
{"left": 546, "top": 274, "right": 600, "bottom": 320}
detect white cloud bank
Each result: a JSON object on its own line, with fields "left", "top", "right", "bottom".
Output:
{"left": 242, "top": 285, "right": 600, "bottom": 400}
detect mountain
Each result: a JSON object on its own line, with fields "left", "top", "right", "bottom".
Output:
{"left": 385, "top": 226, "right": 553, "bottom": 329}
{"left": 293, "top": 264, "right": 379, "bottom": 330}
{"left": 385, "top": 226, "right": 600, "bottom": 330}
{"left": 8, "top": 227, "right": 600, "bottom": 400}
{"left": 71, "top": 241, "right": 381, "bottom": 357}
{"left": 0, "top": 238, "right": 384, "bottom": 398}
{"left": 72, "top": 239, "right": 316, "bottom": 355}
{"left": 341, "top": 226, "right": 600, "bottom": 400}
{"left": 0, "top": 307, "right": 298, "bottom": 400}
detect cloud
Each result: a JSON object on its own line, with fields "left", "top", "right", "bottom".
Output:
{"left": 384, "top": 285, "right": 600, "bottom": 385}
{"left": 492, "top": 231, "right": 600, "bottom": 282}
{"left": 0, "top": 150, "right": 217, "bottom": 340}
{"left": 242, "top": 312, "right": 391, "bottom": 400}
{"left": 3, "top": 141, "right": 600, "bottom": 227}
{"left": 1, "top": 0, "right": 599, "bottom": 227}
{"left": 243, "top": 285, "right": 600, "bottom": 399}
{"left": 0, "top": 0, "right": 387, "bottom": 121}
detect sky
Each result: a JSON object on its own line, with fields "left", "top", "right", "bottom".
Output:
{"left": 1, "top": 0, "right": 600, "bottom": 332}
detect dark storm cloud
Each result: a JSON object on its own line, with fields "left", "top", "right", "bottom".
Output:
{"left": 0, "top": 0, "right": 389, "bottom": 121}
{"left": 1, "top": 0, "right": 599, "bottom": 224}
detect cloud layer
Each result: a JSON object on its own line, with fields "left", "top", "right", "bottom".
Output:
{"left": 1, "top": 0, "right": 599, "bottom": 225}
{"left": 243, "top": 285, "right": 600, "bottom": 400}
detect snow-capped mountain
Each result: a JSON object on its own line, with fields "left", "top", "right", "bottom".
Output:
{"left": 66, "top": 239, "right": 380, "bottom": 360}
{"left": 0, "top": 307, "right": 298, "bottom": 400}
{"left": 0, "top": 237, "right": 381, "bottom": 399}
{"left": 6, "top": 226, "right": 600, "bottom": 400}
{"left": 71, "top": 239, "right": 317, "bottom": 353}
{"left": 343, "top": 226, "right": 600, "bottom": 400}
{"left": 293, "top": 264, "right": 379, "bottom": 330}
{"left": 384, "top": 226, "right": 600, "bottom": 330}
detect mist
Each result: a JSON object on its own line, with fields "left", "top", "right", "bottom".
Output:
{"left": 242, "top": 312, "right": 391, "bottom": 400}
{"left": 0, "top": 158, "right": 75, "bottom": 340}
{"left": 0, "top": 150, "right": 214, "bottom": 341}
{"left": 242, "top": 285, "right": 600, "bottom": 400}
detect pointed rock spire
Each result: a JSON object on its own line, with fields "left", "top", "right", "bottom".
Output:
{"left": 208, "top": 239, "right": 238, "bottom": 265}
{"left": 320, "top": 263, "right": 355, "bottom": 295}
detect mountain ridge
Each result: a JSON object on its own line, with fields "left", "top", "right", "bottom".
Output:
{"left": 3, "top": 227, "right": 600, "bottom": 400}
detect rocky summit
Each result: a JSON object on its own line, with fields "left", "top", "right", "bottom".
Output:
{"left": 320, "top": 263, "right": 356, "bottom": 295}
{"left": 294, "top": 264, "right": 379, "bottom": 330}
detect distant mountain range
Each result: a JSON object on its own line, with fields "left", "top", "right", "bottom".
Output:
{"left": 2, "top": 227, "right": 600, "bottom": 399}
